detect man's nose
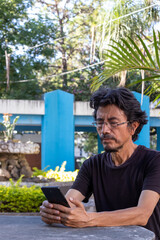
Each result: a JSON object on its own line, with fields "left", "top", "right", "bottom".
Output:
{"left": 101, "top": 122, "right": 111, "bottom": 134}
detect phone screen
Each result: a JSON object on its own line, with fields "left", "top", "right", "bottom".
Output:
{"left": 41, "top": 186, "right": 70, "bottom": 208}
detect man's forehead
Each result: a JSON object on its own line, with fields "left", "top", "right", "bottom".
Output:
{"left": 97, "top": 105, "right": 126, "bottom": 118}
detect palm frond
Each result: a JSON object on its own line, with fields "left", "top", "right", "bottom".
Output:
{"left": 136, "top": 35, "right": 156, "bottom": 68}
{"left": 91, "top": 30, "right": 160, "bottom": 100}
{"left": 120, "top": 38, "right": 143, "bottom": 65}
{"left": 127, "top": 75, "right": 160, "bottom": 87}
{"left": 153, "top": 30, "right": 160, "bottom": 69}
{"left": 109, "top": 40, "right": 141, "bottom": 66}
{"left": 150, "top": 91, "right": 160, "bottom": 108}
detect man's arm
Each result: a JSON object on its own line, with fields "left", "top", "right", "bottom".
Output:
{"left": 85, "top": 190, "right": 160, "bottom": 227}
{"left": 53, "top": 189, "right": 159, "bottom": 228}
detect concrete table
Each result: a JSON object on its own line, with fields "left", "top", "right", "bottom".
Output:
{"left": 0, "top": 215, "right": 155, "bottom": 240}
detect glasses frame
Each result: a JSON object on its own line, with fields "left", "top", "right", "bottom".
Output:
{"left": 92, "top": 120, "right": 129, "bottom": 129}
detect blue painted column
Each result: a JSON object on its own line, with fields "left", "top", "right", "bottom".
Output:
{"left": 156, "top": 127, "right": 160, "bottom": 151}
{"left": 41, "top": 90, "right": 74, "bottom": 171}
{"left": 98, "top": 135, "right": 104, "bottom": 153}
{"left": 133, "top": 92, "right": 150, "bottom": 148}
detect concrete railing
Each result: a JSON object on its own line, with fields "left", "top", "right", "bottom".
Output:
{"left": 0, "top": 99, "right": 159, "bottom": 117}
{"left": 0, "top": 99, "right": 44, "bottom": 115}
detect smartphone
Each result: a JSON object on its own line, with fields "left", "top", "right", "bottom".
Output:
{"left": 41, "top": 186, "right": 70, "bottom": 208}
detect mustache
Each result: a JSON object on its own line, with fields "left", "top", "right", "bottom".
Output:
{"left": 100, "top": 134, "right": 116, "bottom": 141}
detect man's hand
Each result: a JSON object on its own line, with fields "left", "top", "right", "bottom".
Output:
{"left": 40, "top": 189, "right": 87, "bottom": 226}
{"left": 40, "top": 198, "right": 91, "bottom": 227}
{"left": 40, "top": 200, "right": 61, "bottom": 224}
{"left": 57, "top": 197, "right": 91, "bottom": 228}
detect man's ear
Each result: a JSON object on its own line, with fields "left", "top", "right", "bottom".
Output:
{"left": 129, "top": 121, "right": 140, "bottom": 136}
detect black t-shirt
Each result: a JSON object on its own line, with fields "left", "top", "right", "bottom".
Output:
{"left": 71, "top": 145, "right": 160, "bottom": 239}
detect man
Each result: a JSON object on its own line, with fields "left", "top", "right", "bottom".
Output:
{"left": 40, "top": 87, "right": 160, "bottom": 240}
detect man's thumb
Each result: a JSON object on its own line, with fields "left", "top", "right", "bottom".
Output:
{"left": 69, "top": 197, "right": 84, "bottom": 209}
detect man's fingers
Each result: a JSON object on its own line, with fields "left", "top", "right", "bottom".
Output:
{"left": 41, "top": 216, "right": 61, "bottom": 225}
{"left": 40, "top": 209, "right": 61, "bottom": 221}
{"left": 53, "top": 203, "right": 71, "bottom": 213}
{"left": 41, "top": 200, "right": 71, "bottom": 213}
{"left": 40, "top": 205, "right": 60, "bottom": 215}
{"left": 42, "top": 200, "right": 54, "bottom": 208}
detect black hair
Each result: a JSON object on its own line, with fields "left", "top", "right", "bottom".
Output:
{"left": 90, "top": 87, "right": 148, "bottom": 141}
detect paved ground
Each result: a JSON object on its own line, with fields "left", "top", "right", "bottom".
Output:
{"left": 0, "top": 215, "right": 155, "bottom": 240}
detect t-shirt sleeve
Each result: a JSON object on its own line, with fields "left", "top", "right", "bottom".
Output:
{"left": 142, "top": 154, "right": 160, "bottom": 194}
{"left": 71, "top": 158, "right": 93, "bottom": 202}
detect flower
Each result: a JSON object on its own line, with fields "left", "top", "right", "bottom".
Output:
{"left": 3, "top": 113, "right": 12, "bottom": 122}
{"left": 0, "top": 114, "right": 19, "bottom": 142}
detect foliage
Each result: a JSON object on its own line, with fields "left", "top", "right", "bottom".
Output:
{"left": 0, "top": 0, "right": 55, "bottom": 100}
{"left": 98, "top": 0, "right": 159, "bottom": 54}
{"left": 75, "top": 132, "right": 98, "bottom": 156}
{"left": 0, "top": 177, "right": 45, "bottom": 212}
{"left": 91, "top": 30, "right": 160, "bottom": 105}
{"left": 0, "top": 0, "right": 106, "bottom": 101}
{"left": 89, "top": 0, "right": 160, "bottom": 94}
{"left": 36, "top": 0, "right": 104, "bottom": 101}
{"left": 0, "top": 162, "right": 79, "bottom": 213}
{"left": 150, "top": 127, "right": 157, "bottom": 150}
{"left": 2, "top": 1, "right": 159, "bottom": 100}
{"left": 32, "top": 161, "right": 78, "bottom": 182}
{"left": 76, "top": 157, "right": 86, "bottom": 168}
{"left": 0, "top": 114, "right": 19, "bottom": 142}
{"left": 83, "top": 132, "right": 98, "bottom": 155}
{"left": 32, "top": 165, "right": 49, "bottom": 177}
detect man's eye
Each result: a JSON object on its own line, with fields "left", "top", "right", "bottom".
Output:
{"left": 110, "top": 122, "right": 118, "bottom": 126}
{"left": 97, "top": 121, "right": 103, "bottom": 125}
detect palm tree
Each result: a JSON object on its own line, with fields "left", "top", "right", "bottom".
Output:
{"left": 98, "top": 0, "right": 159, "bottom": 58}
{"left": 91, "top": 30, "right": 160, "bottom": 105}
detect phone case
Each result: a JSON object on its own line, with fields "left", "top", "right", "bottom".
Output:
{"left": 41, "top": 186, "right": 70, "bottom": 208}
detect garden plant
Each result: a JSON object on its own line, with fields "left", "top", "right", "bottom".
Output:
{"left": 0, "top": 162, "right": 78, "bottom": 212}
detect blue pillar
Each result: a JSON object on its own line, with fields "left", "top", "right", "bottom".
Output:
{"left": 98, "top": 135, "right": 104, "bottom": 153}
{"left": 133, "top": 92, "right": 150, "bottom": 148}
{"left": 156, "top": 127, "right": 160, "bottom": 151}
{"left": 41, "top": 90, "right": 74, "bottom": 171}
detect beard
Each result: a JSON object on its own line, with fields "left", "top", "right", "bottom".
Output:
{"left": 103, "top": 144, "right": 123, "bottom": 153}
{"left": 100, "top": 133, "right": 124, "bottom": 153}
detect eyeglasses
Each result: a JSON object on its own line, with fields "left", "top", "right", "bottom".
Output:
{"left": 92, "top": 120, "right": 129, "bottom": 129}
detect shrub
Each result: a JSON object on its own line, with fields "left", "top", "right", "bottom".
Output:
{"left": 0, "top": 162, "right": 79, "bottom": 212}
{"left": 0, "top": 177, "right": 45, "bottom": 212}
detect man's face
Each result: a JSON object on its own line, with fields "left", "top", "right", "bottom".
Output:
{"left": 96, "top": 104, "right": 133, "bottom": 152}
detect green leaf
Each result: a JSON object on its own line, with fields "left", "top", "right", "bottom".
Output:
{"left": 153, "top": 93, "right": 160, "bottom": 103}
{"left": 127, "top": 75, "right": 160, "bottom": 87}
{"left": 109, "top": 40, "right": 140, "bottom": 66}
{"left": 153, "top": 29, "right": 160, "bottom": 69}
{"left": 91, "top": 30, "right": 160, "bottom": 103}
{"left": 136, "top": 35, "right": 156, "bottom": 68}
{"left": 104, "top": 50, "right": 130, "bottom": 66}
{"left": 120, "top": 38, "right": 143, "bottom": 65}
{"left": 128, "top": 36, "right": 151, "bottom": 68}
{"left": 158, "top": 32, "right": 160, "bottom": 44}
{"left": 13, "top": 116, "right": 20, "bottom": 126}
{"left": 105, "top": 49, "right": 136, "bottom": 67}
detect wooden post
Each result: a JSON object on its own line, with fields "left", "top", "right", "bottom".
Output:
{"left": 5, "top": 50, "right": 10, "bottom": 91}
